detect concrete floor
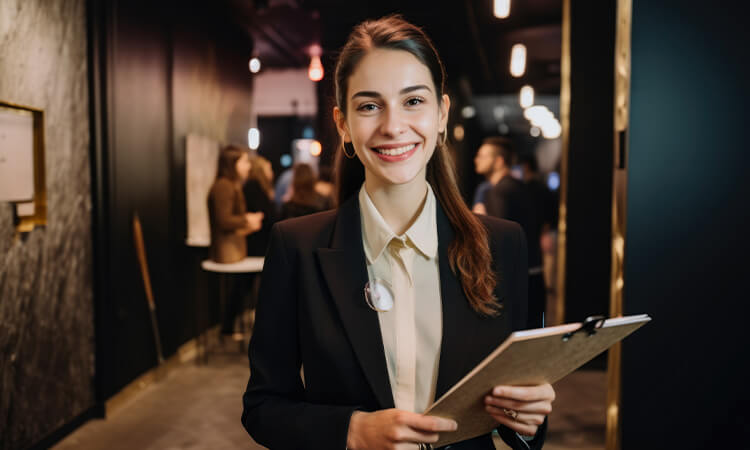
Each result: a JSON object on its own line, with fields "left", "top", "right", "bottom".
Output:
{"left": 54, "top": 339, "right": 606, "bottom": 450}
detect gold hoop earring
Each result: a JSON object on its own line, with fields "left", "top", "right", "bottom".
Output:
{"left": 343, "top": 142, "right": 356, "bottom": 159}
{"left": 439, "top": 129, "right": 448, "bottom": 148}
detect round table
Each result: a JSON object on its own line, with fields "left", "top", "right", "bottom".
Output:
{"left": 198, "top": 257, "right": 264, "bottom": 363}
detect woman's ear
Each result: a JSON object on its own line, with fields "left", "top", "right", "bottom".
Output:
{"left": 439, "top": 94, "right": 451, "bottom": 134}
{"left": 333, "top": 106, "right": 351, "bottom": 143}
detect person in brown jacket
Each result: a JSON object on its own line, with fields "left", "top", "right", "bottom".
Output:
{"left": 208, "top": 145, "right": 263, "bottom": 335}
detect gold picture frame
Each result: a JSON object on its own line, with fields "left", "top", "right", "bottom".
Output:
{"left": 0, "top": 100, "right": 47, "bottom": 234}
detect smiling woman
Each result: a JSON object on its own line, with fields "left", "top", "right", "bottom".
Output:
{"left": 241, "top": 15, "right": 554, "bottom": 450}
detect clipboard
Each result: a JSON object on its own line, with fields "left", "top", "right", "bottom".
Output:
{"left": 425, "top": 314, "right": 651, "bottom": 447}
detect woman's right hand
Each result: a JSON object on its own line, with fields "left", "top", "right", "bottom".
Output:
{"left": 244, "top": 212, "right": 264, "bottom": 233}
{"left": 346, "top": 409, "right": 457, "bottom": 450}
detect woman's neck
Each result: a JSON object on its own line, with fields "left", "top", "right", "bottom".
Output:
{"left": 364, "top": 176, "right": 428, "bottom": 236}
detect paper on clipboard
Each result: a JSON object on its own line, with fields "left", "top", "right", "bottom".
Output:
{"left": 425, "top": 314, "right": 651, "bottom": 447}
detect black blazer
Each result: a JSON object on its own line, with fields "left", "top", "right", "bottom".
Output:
{"left": 242, "top": 195, "right": 546, "bottom": 449}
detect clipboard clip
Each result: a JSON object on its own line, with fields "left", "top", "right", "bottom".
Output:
{"left": 562, "top": 315, "right": 606, "bottom": 342}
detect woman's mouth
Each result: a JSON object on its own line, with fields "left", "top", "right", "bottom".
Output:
{"left": 370, "top": 143, "right": 419, "bottom": 162}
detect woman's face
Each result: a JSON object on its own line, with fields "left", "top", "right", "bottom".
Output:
{"left": 335, "top": 49, "right": 450, "bottom": 189}
{"left": 235, "top": 153, "right": 251, "bottom": 181}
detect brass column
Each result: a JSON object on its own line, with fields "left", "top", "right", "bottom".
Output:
{"left": 606, "top": 0, "right": 632, "bottom": 449}
{"left": 554, "top": 0, "right": 572, "bottom": 327}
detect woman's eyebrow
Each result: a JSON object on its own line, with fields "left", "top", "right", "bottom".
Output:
{"left": 350, "top": 84, "right": 432, "bottom": 101}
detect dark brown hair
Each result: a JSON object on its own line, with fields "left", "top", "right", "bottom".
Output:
{"left": 290, "top": 163, "right": 319, "bottom": 207}
{"left": 482, "top": 136, "right": 515, "bottom": 167}
{"left": 248, "top": 154, "right": 274, "bottom": 199}
{"left": 216, "top": 145, "right": 246, "bottom": 181}
{"left": 332, "top": 15, "right": 500, "bottom": 316}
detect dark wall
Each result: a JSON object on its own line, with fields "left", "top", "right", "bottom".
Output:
{"left": 563, "top": 0, "right": 616, "bottom": 324}
{"left": 92, "top": 0, "right": 254, "bottom": 399}
{"left": 106, "top": 0, "right": 174, "bottom": 395}
{"left": 622, "top": 0, "right": 750, "bottom": 447}
{"left": 0, "top": 0, "right": 96, "bottom": 448}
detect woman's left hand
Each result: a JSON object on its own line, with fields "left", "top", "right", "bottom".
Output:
{"left": 484, "top": 383, "right": 555, "bottom": 437}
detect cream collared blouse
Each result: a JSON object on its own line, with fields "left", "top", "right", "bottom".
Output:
{"left": 358, "top": 183, "right": 442, "bottom": 414}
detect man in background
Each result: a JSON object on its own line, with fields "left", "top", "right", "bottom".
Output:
{"left": 472, "top": 137, "right": 515, "bottom": 215}
{"left": 481, "top": 138, "right": 545, "bottom": 329}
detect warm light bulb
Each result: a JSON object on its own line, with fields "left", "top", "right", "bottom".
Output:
{"left": 453, "top": 124, "right": 465, "bottom": 142}
{"left": 494, "top": 0, "right": 511, "bottom": 18}
{"left": 510, "top": 44, "right": 526, "bottom": 77}
{"left": 248, "top": 128, "right": 260, "bottom": 150}
{"left": 310, "top": 140, "right": 322, "bottom": 157}
{"left": 542, "top": 120, "right": 562, "bottom": 139}
{"left": 308, "top": 55, "right": 324, "bottom": 82}
{"left": 249, "top": 57, "right": 261, "bottom": 73}
{"left": 519, "top": 85, "right": 534, "bottom": 108}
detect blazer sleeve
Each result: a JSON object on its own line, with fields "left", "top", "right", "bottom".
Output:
{"left": 241, "top": 223, "right": 358, "bottom": 449}
{"left": 210, "top": 180, "right": 247, "bottom": 231}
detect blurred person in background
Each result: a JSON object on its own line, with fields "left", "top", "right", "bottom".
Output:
{"left": 243, "top": 155, "right": 277, "bottom": 257}
{"left": 280, "top": 163, "right": 332, "bottom": 220}
{"left": 519, "top": 155, "right": 559, "bottom": 314}
{"left": 315, "top": 164, "right": 335, "bottom": 205}
{"left": 472, "top": 137, "right": 513, "bottom": 215}
{"left": 483, "top": 144, "right": 544, "bottom": 329}
{"left": 208, "top": 145, "right": 264, "bottom": 336}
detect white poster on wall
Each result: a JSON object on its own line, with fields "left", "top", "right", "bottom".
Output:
{"left": 185, "top": 133, "right": 220, "bottom": 247}
{"left": 0, "top": 107, "right": 35, "bottom": 202}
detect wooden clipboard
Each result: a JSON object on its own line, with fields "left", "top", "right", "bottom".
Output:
{"left": 425, "top": 314, "right": 651, "bottom": 447}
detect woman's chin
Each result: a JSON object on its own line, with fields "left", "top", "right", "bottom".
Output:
{"left": 371, "top": 168, "right": 425, "bottom": 187}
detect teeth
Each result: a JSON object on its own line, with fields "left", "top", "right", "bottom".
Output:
{"left": 373, "top": 143, "right": 416, "bottom": 156}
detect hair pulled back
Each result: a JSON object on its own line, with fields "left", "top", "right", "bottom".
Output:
{"left": 332, "top": 15, "right": 501, "bottom": 316}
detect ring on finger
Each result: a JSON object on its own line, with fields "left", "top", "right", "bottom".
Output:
{"left": 502, "top": 408, "right": 519, "bottom": 420}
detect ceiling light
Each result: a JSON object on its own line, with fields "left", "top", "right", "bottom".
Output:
{"left": 542, "top": 120, "right": 562, "bottom": 139}
{"left": 453, "top": 124, "right": 465, "bottom": 141}
{"left": 248, "top": 128, "right": 260, "bottom": 150}
{"left": 461, "top": 105, "right": 476, "bottom": 119}
{"left": 308, "top": 44, "right": 324, "bottom": 82}
{"left": 493, "top": 105, "right": 505, "bottom": 121}
{"left": 510, "top": 44, "right": 526, "bottom": 78}
{"left": 310, "top": 140, "right": 322, "bottom": 157}
{"left": 519, "top": 85, "right": 534, "bottom": 108}
{"left": 494, "top": 0, "right": 511, "bottom": 19}
{"left": 249, "top": 57, "right": 261, "bottom": 73}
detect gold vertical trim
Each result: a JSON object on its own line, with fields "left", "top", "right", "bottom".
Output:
{"left": 553, "top": 0, "right": 571, "bottom": 326}
{"left": 606, "top": 1, "right": 632, "bottom": 449}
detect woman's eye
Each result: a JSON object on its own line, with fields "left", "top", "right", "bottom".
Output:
{"left": 358, "top": 103, "right": 379, "bottom": 112}
{"left": 405, "top": 97, "right": 425, "bottom": 107}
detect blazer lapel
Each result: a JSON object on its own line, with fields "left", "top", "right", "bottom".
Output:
{"left": 434, "top": 201, "right": 476, "bottom": 401}
{"left": 315, "top": 196, "right": 395, "bottom": 409}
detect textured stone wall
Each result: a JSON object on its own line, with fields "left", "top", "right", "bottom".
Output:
{"left": 0, "top": 0, "right": 95, "bottom": 448}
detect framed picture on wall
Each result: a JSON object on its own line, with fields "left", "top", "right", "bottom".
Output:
{"left": 0, "top": 101, "right": 47, "bottom": 233}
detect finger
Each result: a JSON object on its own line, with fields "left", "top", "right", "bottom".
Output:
{"left": 391, "top": 427, "right": 440, "bottom": 445}
{"left": 487, "top": 408, "right": 540, "bottom": 437}
{"left": 485, "top": 405, "right": 546, "bottom": 426}
{"left": 398, "top": 412, "right": 457, "bottom": 433}
{"left": 492, "top": 383, "right": 555, "bottom": 402}
{"left": 484, "top": 396, "right": 552, "bottom": 415}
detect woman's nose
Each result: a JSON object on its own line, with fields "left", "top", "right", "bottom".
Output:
{"left": 379, "top": 108, "right": 406, "bottom": 137}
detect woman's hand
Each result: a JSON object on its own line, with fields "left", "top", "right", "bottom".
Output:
{"left": 244, "top": 212, "right": 265, "bottom": 233}
{"left": 484, "top": 383, "right": 555, "bottom": 437}
{"left": 346, "top": 409, "right": 457, "bottom": 450}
